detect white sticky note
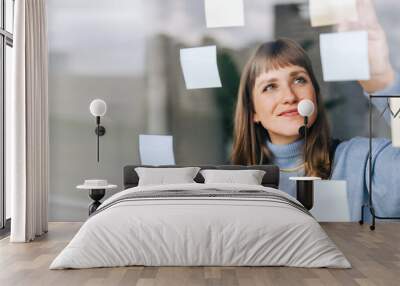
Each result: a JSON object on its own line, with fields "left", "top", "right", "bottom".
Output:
{"left": 320, "top": 31, "right": 370, "bottom": 82}
{"left": 139, "top": 135, "right": 175, "bottom": 166}
{"left": 390, "top": 98, "right": 400, "bottom": 148}
{"left": 204, "top": 0, "right": 245, "bottom": 28}
{"left": 309, "top": 0, "right": 358, "bottom": 27}
{"left": 311, "top": 180, "right": 350, "bottom": 222}
{"left": 180, "top": 46, "right": 222, "bottom": 90}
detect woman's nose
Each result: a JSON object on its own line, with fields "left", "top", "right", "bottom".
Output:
{"left": 281, "top": 86, "right": 298, "bottom": 104}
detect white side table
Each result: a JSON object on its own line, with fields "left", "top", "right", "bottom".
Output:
{"left": 77, "top": 181, "right": 117, "bottom": 215}
{"left": 289, "top": 177, "right": 321, "bottom": 210}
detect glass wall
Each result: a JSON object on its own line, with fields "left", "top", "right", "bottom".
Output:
{"left": 47, "top": 0, "right": 400, "bottom": 221}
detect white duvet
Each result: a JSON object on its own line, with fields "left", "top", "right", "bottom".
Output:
{"left": 50, "top": 183, "right": 351, "bottom": 269}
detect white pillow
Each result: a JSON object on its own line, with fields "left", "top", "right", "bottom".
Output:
{"left": 135, "top": 167, "right": 200, "bottom": 186}
{"left": 200, "top": 169, "right": 266, "bottom": 185}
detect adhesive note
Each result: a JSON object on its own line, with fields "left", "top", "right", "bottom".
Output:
{"left": 320, "top": 31, "right": 370, "bottom": 82}
{"left": 390, "top": 98, "right": 400, "bottom": 147}
{"left": 204, "top": 0, "right": 245, "bottom": 28}
{"left": 309, "top": 0, "right": 358, "bottom": 27}
{"left": 311, "top": 180, "right": 350, "bottom": 222}
{"left": 180, "top": 46, "right": 222, "bottom": 89}
{"left": 139, "top": 135, "right": 175, "bottom": 165}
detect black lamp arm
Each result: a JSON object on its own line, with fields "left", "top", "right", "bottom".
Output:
{"left": 94, "top": 116, "right": 106, "bottom": 162}
{"left": 304, "top": 116, "right": 308, "bottom": 159}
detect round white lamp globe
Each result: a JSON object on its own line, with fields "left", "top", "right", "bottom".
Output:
{"left": 90, "top": 99, "right": 107, "bottom": 117}
{"left": 297, "top": 99, "right": 315, "bottom": 117}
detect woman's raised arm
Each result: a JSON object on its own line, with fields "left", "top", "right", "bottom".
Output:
{"left": 337, "top": 0, "right": 395, "bottom": 93}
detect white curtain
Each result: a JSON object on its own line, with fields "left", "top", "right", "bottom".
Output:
{"left": 7, "top": 0, "right": 49, "bottom": 242}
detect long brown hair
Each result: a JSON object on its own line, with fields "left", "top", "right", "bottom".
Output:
{"left": 231, "top": 38, "right": 332, "bottom": 178}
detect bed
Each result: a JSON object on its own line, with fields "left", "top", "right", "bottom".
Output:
{"left": 50, "top": 165, "right": 350, "bottom": 269}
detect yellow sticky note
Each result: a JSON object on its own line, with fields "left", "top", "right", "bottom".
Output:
{"left": 309, "top": 0, "right": 358, "bottom": 27}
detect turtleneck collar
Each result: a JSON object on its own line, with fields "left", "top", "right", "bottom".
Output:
{"left": 266, "top": 138, "right": 304, "bottom": 159}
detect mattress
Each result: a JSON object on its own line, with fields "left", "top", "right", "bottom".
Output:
{"left": 50, "top": 183, "right": 350, "bottom": 269}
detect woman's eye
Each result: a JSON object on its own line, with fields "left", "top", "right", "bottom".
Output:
{"left": 294, "top": 77, "right": 307, "bottom": 84}
{"left": 263, "top": 84, "right": 276, "bottom": 92}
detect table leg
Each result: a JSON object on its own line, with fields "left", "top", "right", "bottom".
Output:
{"left": 88, "top": 189, "right": 105, "bottom": 215}
{"left": 296, "top": 181, "right": 314, "bottom": 210}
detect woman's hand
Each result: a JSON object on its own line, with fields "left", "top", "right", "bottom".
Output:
{"left": 337, "top": 0, "right": 395, "bottom": 93}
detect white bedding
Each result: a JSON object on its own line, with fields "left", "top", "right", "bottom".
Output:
{"left": 50, "top": 183, "right": 351, "bottom": 269}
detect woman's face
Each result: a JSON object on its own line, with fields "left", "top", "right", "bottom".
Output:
{"left": 252, "top": 65, "right": 318, "bottom": 144}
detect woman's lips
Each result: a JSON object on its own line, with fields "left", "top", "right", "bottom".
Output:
{"left": 280, "top": 111, "right": 299, "bottom": 117}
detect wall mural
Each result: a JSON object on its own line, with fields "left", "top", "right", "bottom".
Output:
{"left": 47, "top": 0, "right": 400, "bottom": 221}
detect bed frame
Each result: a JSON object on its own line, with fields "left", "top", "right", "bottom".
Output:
{"left": 123, "top": 165, "right": 280, "bottom": 189}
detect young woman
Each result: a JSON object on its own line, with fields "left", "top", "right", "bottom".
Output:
{"left": 231, "top": 0, "right": 399, "bottom": 221}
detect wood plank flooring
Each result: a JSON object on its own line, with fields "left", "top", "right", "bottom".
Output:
{"left": 0, "top": 222, "right": 399, "bottom": 286}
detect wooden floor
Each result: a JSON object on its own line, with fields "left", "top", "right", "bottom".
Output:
{"left": 0, "top": 222, "right": 399, "bottom": 286}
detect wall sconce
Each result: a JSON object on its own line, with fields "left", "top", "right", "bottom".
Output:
{"left": 89, "top": 99, "right": 107, "bottom": 162}
{"left": 298, "top": 99, "right": 315, "bottom": 152}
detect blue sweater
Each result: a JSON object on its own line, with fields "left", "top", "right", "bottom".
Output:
{"left": 267, "top": 74, "right": 400, "bottom": 221}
